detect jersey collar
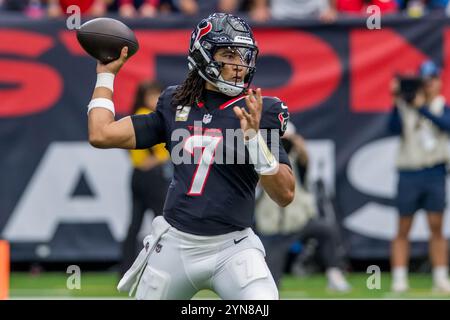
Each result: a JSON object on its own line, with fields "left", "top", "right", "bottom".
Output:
{"left": 196, "top": 92, "right": 246, "bottom": 111}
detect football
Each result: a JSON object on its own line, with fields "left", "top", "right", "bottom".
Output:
{"left": 76, "top": 17, "right": 139, "bottom": 64}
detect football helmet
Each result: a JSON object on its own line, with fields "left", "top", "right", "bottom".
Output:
{"left": 188, "top": 13, "right": 259, "bottom": 97}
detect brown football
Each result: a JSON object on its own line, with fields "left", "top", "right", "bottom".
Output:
{"left": 76, "top": 17, "right": 139, "bottom": 64}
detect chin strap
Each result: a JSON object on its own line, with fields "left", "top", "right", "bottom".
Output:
{"left": 216, "top": 77, "right": 245, "bottom": 96}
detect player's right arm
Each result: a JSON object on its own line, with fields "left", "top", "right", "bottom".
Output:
{"left": 88, "top": 87, "right": 136, "bottom": 149}
{"left": 88, "top": 47, "right": 135, "bottom": 149}
{"left": 88, "top": 47, "right": 165, "bottom": 150}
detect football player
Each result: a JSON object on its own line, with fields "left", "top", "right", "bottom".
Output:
{"left": 87, "top": 13, "right": 295, "bottom": 299}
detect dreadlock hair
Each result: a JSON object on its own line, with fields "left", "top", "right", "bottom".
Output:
{"left": 172, "top": 69, "right": 205, "bottom": 109}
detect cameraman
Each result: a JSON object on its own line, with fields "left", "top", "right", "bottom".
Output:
{"left": 389, "top": 60, "right": 450, "bottom": 293}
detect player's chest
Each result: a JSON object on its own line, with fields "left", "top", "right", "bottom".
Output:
{"left": 169, "top": 105, "right": 241, "bottom": 136}
{"left": 164, "top": 104, "right": 248, "bottom": 158}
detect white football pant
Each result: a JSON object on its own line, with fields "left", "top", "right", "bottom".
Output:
{"left": 134, "top": 216, "right": 279, "bottom": 300}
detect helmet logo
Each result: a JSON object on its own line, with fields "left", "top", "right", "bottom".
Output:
{"left": 194, "top": 21, "right": 212, "bottom": 45}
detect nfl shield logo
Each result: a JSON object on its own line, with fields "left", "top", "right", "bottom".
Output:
{"left": 203, "top": 113, "right": 213, "bottom": 124}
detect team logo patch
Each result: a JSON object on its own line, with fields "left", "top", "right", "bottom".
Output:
{"left": 176, "top": 106, "right": 191, "bottom": 122}
{"left": 278, "top": 112, "right": 289, "bottom": 132}
{"left": 202, "top": 113, "right": 213, "bottom": 124}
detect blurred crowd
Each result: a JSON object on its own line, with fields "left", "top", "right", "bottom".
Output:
{"left": 0, "top": 0, "right": 450, "bottom": 21}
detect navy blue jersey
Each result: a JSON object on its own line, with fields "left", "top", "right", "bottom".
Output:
{"left": 131, "top": 86, "right": 290, "bottom": 235}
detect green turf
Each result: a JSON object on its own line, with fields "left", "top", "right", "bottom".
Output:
{"left": 8, "top": 272, "right": 450, "bottom": 299}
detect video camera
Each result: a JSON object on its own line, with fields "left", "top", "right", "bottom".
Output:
{"left": 397, "top": 75, "right": 424, "bottom": 104}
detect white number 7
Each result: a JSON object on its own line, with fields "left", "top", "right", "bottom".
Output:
{"left": 184, "top": 134, "right": 223, "bottom": 196}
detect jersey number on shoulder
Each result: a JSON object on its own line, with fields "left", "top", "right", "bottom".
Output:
{"left": 184, "top": 134, "right": 223, "bottom": 196}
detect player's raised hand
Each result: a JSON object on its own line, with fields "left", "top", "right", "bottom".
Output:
{"left": 96, "top": 47, "right": 129, "bottom": 75}
{"left": 233, "top": 88, "right": 263, "bottom": 140}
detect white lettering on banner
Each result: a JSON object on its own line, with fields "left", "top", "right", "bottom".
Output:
{"left": 2, "top": 142, "right": 132, "bottom": 242}
{"left": 348, "top": 137, "right": 398, "bottom": 198}
{"left": 343, "top": 202, "right": 438, "bottom": 240}
{"left": 345, "top": 137, "right": 450, "bottom": 240}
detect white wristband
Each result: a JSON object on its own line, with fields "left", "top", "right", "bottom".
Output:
{"left": 245, "top": 131, "right": 279, "bottom": 175}
{"left": 95, "top": 73, "right": 115, "bottom": 92}
{"left": 87, "top": 98, "right": 115, "bottom": 116}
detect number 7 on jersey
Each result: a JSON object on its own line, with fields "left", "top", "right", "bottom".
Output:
{"left": 184, "top": 134, "right": 223, "bottom": 195}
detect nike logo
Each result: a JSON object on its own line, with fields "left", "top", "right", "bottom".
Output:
{"left": 233, "top": 236, "right": 248, "bottom": 245}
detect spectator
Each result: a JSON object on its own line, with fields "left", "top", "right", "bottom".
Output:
{"left": 398, "top": 0, "right": 449, "bottom": 10}
{"left": 398, "top": 0, "right": 449, "bottom": 17}
{"left": 2, "top": 0, "right": 30, "bottom": 11}
{"left": 27, "top": 0, "right": 45, "bottom": 17}
{"left": 119, "top": 81, "right": 171, "bottom": 277}
{"left": 402, "top": 0, "right": 427, "bottom": 16}
{"left": 428, "top": 0, "right": 450, "bottom": 9}
{"left": 171, "top": 0, "right": 244, "bottom": 16}
{"left": 255, "top": 122, "right": 351, "bottom": 292}
{"left": 158, "top": 0, "right": 174, "bottom": 13}
{"left": 250, "top": 0, "right": 337, "bottom": 22}
{"left": 118, "top": 0, "right": 158, "bottom": 18}
{"left": 336, "top": 0, "right": 398, "bottom": 14}
{"left": 2, "top": 0, "right": 45, "bottom": 17}
{"left": 47, "top": 0, "right": 110, "bottom": 17}
{"left": 388, "top": 60, "right": 450, "bottom": 293}
{"left": 216, "top": 0, "right": 247, "bottom": 13}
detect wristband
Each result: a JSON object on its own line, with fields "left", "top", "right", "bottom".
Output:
{"left": 87, "top": 98, "right": 115, "bottom": 116}
{"left": 245, "top": 131, "right": 279, "bottom": 175}
{"left": 95, "top": 73, "right": 115, "bottom": 92}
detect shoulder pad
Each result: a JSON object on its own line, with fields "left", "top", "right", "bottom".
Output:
{"left": 260, "top": 96, "right": 289, "bottom": 134}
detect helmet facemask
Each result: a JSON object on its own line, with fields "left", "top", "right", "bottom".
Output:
{"left": 208, "top": 45, "right": 258, "bottom": 96}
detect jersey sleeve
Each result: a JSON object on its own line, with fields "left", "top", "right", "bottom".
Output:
{"left": 131, "top": 91, "right": 167, "bottom": 149}
{"left": 259, "top": 98, "right": 291, "bottom": 167}
{"left": 418, "top": 105, "right": 450, "bottom": 132}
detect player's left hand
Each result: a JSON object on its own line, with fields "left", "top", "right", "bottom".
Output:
{"left": 233, "top": 88, "right": 263, "bottom": 140}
